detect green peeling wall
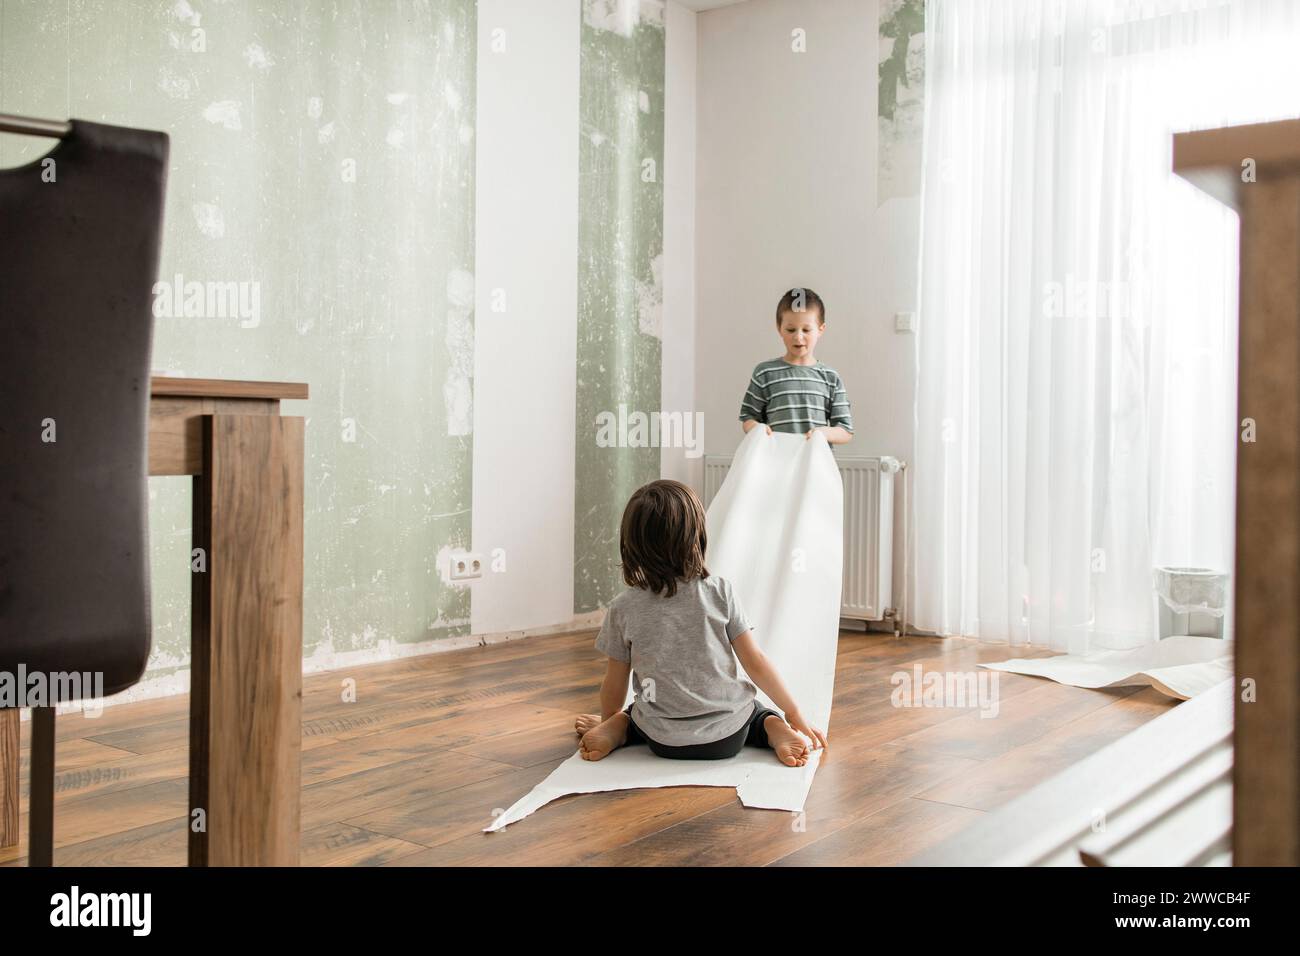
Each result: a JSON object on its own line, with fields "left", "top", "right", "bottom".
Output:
{"left": 573, "top": 1, "right": 666, "bottom": 614}
{"left": 0, "top": 0, "right": 668, "bottom": 688}
{"left": 0, "top": 0, "right": 478, "bottom": 684}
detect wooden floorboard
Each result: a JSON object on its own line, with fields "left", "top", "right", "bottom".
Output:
{"left": 0, "top": 630, "right": 1178, "bottom": 866}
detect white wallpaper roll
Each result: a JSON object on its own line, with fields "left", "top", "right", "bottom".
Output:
{"left": 486, "top": 426, "right": 843, "bottom": 831}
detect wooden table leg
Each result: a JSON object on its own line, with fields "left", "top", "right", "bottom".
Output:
{"left": 28, "top": 707, "right": 54, "bottom": 866}
{"left": 1234, "top": 174, "right": 1300, "bottom": 865}
{"left": 0, "top": 708, "right": 17, "bottom": 850}
{"left": 189, "top": 414, "right": 304, "bottom": 866}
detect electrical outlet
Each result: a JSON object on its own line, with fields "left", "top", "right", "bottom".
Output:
{"left": 895, "top": 311, "right": 916, "bottom": 333}
{"left": 448, "top": 550, "right": 484, "bottom": 581}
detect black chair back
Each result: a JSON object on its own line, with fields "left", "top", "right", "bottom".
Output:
{"left": 0, "top": 120, "right": 169, "bottom": 699}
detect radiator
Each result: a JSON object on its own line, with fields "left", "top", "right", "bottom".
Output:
{"left": 703, "top": 453, "right": 898, "bottom": 621}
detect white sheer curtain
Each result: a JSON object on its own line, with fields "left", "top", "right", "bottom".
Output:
{"left": 911, "top": 0, "right": 1300, "bottom": 651}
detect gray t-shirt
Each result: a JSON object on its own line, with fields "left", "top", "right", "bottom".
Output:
{"left": 595, "top": 575, "right": 757, "bottom": 747}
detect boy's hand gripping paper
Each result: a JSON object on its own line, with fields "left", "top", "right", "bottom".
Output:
{"left": 485, "top": 427, "right": 843, "bottom": 831}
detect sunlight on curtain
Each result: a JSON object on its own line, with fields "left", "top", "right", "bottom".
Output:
{"left": 911, "top": 0, "right": 1300, "bottom": 650}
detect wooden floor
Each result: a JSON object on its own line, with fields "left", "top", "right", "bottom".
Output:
{"left": 0, "top": 629, "right": 1178, "bottom": 866}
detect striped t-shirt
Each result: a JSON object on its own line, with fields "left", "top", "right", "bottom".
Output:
{"left": 739, "top": 358, "right": 854, "bottom": 435}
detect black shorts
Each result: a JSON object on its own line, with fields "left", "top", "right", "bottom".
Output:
{"left": 622, "top": 702, "right": 784, "bottom": 760}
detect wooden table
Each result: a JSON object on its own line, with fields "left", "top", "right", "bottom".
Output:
{"left": 0, "top": 377, "right": 307, "bottom": 866}
{"left": 1173, "top": 119, "right": 1300, "bottom": 867}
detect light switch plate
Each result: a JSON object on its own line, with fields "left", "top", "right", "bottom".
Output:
{"left": 895, "top": 311, "right": 916, "bottom": 333}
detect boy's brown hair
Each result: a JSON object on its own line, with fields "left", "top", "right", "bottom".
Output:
{"left": 619, "top": 479, "right": 710, "bottom": 597}
{"left": 776, "top": 287, "right": 826, "bottom": 327}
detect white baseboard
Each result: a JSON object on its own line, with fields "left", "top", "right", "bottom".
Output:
{"left": 300, "top": 609, "right": 606, "bottom": 674}
{"left": 23, "top": 610, "right": 609, "bottom": 719}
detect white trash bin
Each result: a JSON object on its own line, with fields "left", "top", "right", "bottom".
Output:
{"left": 1152, "top": 566, "right": 1229, "bottom": 639}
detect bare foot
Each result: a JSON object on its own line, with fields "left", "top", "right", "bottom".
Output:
{"left": 574, "top": 713, "right": 601, "bottom": 736}
{"left": 579, "top": 712, "right": 631, "bottom": 761}
{"left": 764, "top": 715, "right": 811, "bottom": 767}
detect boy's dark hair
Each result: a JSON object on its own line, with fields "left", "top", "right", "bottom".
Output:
{"left": 619, "top": 479, "right": 710, "bottom": 597}
{"left": 776, "top": 287, "right": 825, "bottom": 327}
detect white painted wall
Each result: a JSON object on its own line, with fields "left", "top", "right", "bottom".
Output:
{"left": 471, "top": 0, "right": 700, "bottom": 637}
{"left": 471, "top": 0, "right": 580, "bottom": 635}
{"left": 661, "top": 1, "right": 700, "bottom": 488}
{"left": 694, "top": 0, "right": 919, "bottom": 609}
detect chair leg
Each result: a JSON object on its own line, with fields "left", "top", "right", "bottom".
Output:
{"left": 28, "top": 706, "right": 54, "bottom": 867}
{"left": 0, "top": 708, "right": 18, "bottom": 849}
